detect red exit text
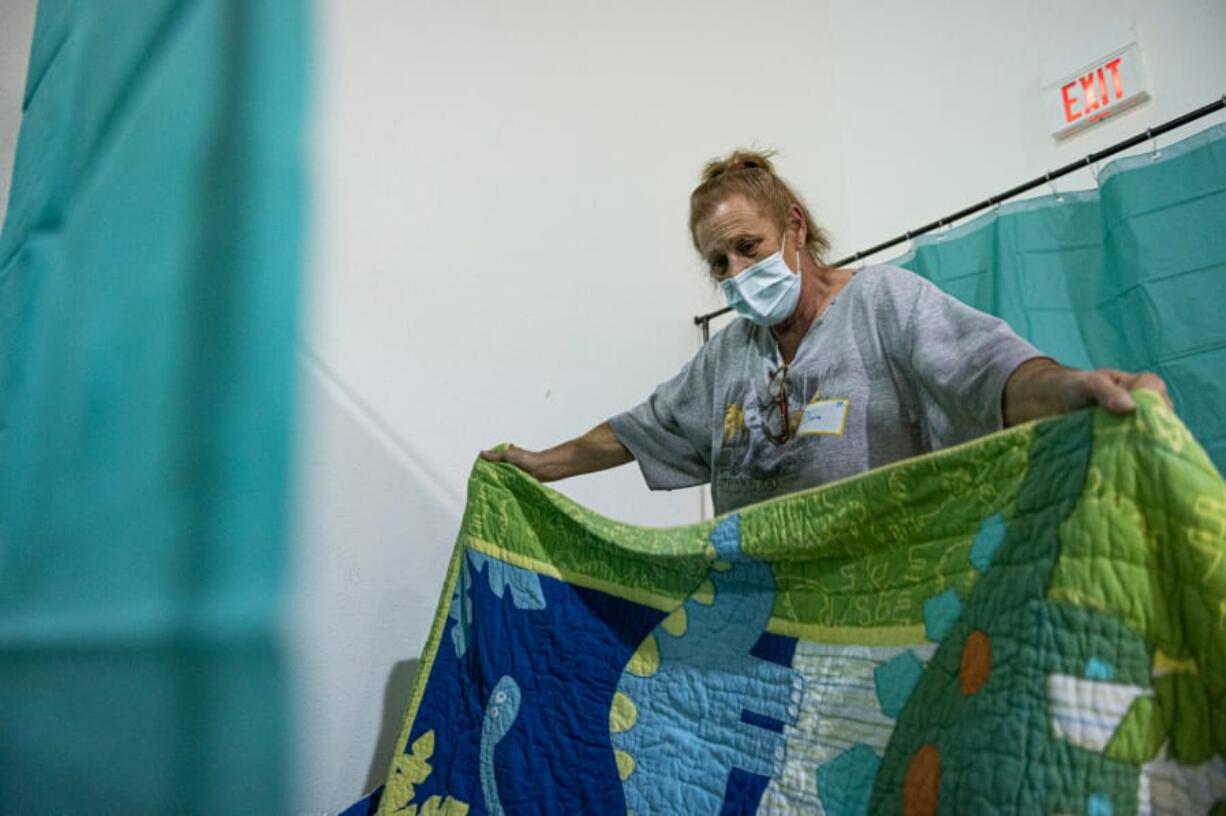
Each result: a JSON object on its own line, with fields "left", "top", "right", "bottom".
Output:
{"left": 1061, "top": 58, "right": 1125, "bottom": 123}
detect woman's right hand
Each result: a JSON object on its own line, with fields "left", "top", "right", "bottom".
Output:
{"left": 479, "top": 422, "right": 634, "bottom": 483}
{"left": 479, "top": 445, "right": 551, "bottom": 481}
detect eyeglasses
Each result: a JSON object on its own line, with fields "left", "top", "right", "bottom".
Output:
{"left": 764, "top": 363, "right": 791, "bottom": 444}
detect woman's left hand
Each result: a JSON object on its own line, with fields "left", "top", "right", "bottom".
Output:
{"left": 1060, "top": 367, "right": 1172, "bottom": 415}
{"left": 1003, "top": 358, "right": 1173, "bottom": 426}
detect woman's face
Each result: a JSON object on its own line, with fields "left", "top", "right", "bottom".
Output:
{"left": 694, "top": 194, "right": 787, "bottom": 282}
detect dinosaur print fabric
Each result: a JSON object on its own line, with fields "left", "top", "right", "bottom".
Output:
{"left": 360, "top": 393, "right": 1226, "bottom": 816}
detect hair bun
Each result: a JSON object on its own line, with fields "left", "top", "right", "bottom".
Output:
{"left": 700, "top": 149, "right": 778, "bottom": 184}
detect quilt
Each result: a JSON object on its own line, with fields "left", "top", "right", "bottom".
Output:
{"left": 363, "top": 393, "right": 1226, "bottom": 815}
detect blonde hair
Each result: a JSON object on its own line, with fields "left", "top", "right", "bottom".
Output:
{"left": 688, "top": 149, "right": 831, "bottom": 268}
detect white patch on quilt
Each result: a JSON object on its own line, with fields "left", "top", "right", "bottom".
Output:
{"left": 1137, "top": 754, "right": 1226, "bottom": 816}
{"left": 1046, "top": 673, "right": 1148, "bottom": 752}
{"left": 756, "top": 641, "right": 935, "bottom": 815}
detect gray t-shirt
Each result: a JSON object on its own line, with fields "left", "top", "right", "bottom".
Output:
{"left": 608, "top": 264, "right": 1043, "bottom": 515}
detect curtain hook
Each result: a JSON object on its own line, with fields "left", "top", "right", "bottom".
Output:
{"left": 1148, "top": 127, "right": 1161, "bottom": 160}
{"left": 935, "top": 219, "right": 946, "bottom": 242}
{"left": 1084, "top": 155, "right": 1101, "bottom": 186}
{"left": 1046, "top": 172, "right": 1065, "bottom": 204}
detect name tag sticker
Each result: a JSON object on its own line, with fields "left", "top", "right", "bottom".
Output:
{"left": 798, "top": 398, "right": 849, "bottom": 436}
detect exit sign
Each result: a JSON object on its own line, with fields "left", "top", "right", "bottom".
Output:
{"left": 1042, "top": 39, "right": 1150, "bottom": 139}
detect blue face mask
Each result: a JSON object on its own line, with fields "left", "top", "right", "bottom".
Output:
{"left": 719, "top": 230, "right": 801, "bottom": 326}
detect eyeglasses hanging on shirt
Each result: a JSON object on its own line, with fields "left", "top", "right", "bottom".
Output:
{"left": 765, "top": 362, "right": 793, "bottom": 444}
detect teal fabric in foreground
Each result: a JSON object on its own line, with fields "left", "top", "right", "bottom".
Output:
{"left": 890, "top": 122, "right": 1226, "bottom": 476}
{"left": 0, "top": 1, "right": 307, "bottom": 812}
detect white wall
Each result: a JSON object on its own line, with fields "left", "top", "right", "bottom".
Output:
{"left": 293, "top": 1, "right": 1226, "bottom": 812}
{"left": 0, "top": 0, "right": 37, "bottom": 222}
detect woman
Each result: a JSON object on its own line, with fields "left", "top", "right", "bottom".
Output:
{"left": 482, "top": 150, "right": 1168, "bottom": 515}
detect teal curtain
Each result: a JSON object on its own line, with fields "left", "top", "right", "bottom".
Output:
{"left": 0, "top": 1, "right": 306, "bottom": 812}
{"left": 891, "top": 122, "right": 1226, "bottom": 475}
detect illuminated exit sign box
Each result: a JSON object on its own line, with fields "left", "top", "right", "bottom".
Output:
{"left": 1041, "top": 36, "right": 1150, "bottom": 139}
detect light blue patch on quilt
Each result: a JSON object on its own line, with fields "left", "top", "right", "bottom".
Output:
{"left": 480, "top": 675, "right": 521, "bottom": 816}
{"left": 448, "top": 550, "right": 547, "bottom": 658}
{"left": 469, "top": 551, "right": 546, "bottom": 610}
{"left": 1086, "top": 791, "right": 1113, "bottom": 816}
{"left": 1085, "top": 657, "right": 1114, "bottom": 681}
{"left": 874, "top": 650, "right": 925, "bottom": 719}
{"left": 923, "top": 589, "right": 964, "bottom": 643}
{"left": 610, "top": 513, "right": 803, "bottom": 815}
{"left": 710, "top": 513, "right": 744, "bottom": 561}
{"left": 969, "top": 513, "right": 1007, "bottom": 572}
{"left": 817, "top": 744, "right": 881, "bottom": 816}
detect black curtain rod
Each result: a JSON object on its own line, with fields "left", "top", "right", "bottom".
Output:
{"left": 694, "top": 93, "right": 1226, "bottom": 341}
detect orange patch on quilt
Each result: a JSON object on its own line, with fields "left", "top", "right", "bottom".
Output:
{"left": 903, "top": 743, "right": 941, "bottom": 816}
{"left": 960, "top": 630, "right": 992, "bottom": 695}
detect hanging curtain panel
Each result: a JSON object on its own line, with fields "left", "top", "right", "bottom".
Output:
{"left": 0, "top": 1, "right": 307, "bottom": 812}
{"left": 890, "top": 122, "right": 1226, "bottom": 475}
